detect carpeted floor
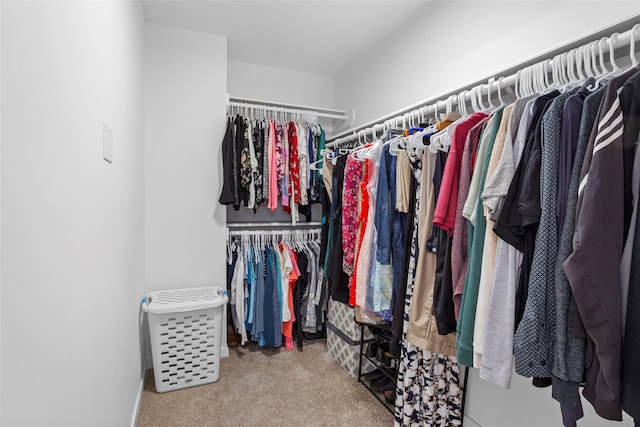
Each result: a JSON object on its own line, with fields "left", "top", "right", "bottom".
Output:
{"left": 137, "top": 340, "right": 394, "bottom": 427}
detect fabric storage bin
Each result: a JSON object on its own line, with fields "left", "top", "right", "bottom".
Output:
{"left": 326, "top": 298, "right": 376, "bottom": 377}
{"left": 142, "top": 286, "right": 228, "bottom": 393}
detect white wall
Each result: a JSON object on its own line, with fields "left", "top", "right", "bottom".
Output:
{"left": 1, "top": 1, "right": 145, "bottom": 426}
{"left": 0, "top": 0, "right": 4, "bottom": 419}
{"left": 226, "top": 59, "right": 333, "bottom": 223}
{"left": 144, "top": 23, "right": 228, "bottom": 292}
{"left": 228, "top": 59, "right": 335, "bottom": 108}
{"left": 334, "top": 1, "right": 640, "bottom": 131}
{"left": 465, "top": 368, "right": 635, "bottom": 427}
{"left": 333, "top": 2, "right": 640, "bottom": 426}
{"left": 228, "top": 59, "right": 338, "bottom": 138}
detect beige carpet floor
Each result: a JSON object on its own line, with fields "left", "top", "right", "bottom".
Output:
{"left": 137, "top": 340, "right": 394, "bottom": 427}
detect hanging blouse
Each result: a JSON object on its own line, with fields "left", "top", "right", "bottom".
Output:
{"left": 341, "top": 153, "right": 364, "bottom": 275}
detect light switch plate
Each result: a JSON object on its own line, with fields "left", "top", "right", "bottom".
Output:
{"left": 103, "top": 122, "right": 113, "bottom": 163}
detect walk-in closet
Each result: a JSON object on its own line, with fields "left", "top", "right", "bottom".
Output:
{"left": 3, "top": 2, "right": 640, "bottom": 426}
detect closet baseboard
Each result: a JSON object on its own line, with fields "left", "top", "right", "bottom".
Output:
{"left": 129, "top": 368, "right": 148, "bottom": 427}
{"left": 463, "top": 414, "right": 482, "bottom": 427}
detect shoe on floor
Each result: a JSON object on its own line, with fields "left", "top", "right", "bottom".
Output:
{"left": 384, "top": 390, "right": 395, "bottom": 405}
{"left": 364, "top": 369, "right": 386, "bottom": 382}
{"left": 371, "top": 378, "right": 396, "bottom": 392}
{"left": 369, "top": 376, "right": 392, "bottom": 388}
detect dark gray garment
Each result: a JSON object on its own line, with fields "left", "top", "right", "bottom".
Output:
{"left": 563, "top": 66, "right": 640, "bottom": 421}
{"left": 620, "top": 71, "right": 640, "bottom": 422}
{"left": 514, "top": 88, "right": 579, "bottom": 378}
{"left": 557, "top": 83, "right": 592, "bottom": 234}
{"left": 622, "top": 136, "right": 640, "bottom": 423}
{"left": 552, "top": 86, "right": 605, "bottom": 405}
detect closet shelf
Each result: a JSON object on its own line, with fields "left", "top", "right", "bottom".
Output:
{"left": 227, "top": 95, "right": 348, "bottom": 121}
{"left": 227, "top": 221, "right": 322, "bottom": 228}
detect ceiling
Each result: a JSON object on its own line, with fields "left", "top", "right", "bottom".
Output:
{"left": 141, "top": 0, "right": 430, "bottom": 76}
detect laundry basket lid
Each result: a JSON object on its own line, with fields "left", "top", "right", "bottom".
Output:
{"left": 142, "top": 286, "right": 228, "bottom": 314}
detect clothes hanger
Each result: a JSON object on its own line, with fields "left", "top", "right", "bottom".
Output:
{"left": 581, "top": 45, "right": 593, "bottom": 79}
{"left": 598, "top": 37, "right": 610, "bottom": 76}
{"left": 581, "top": 43, "right": 599, "bottom": 89}
{"left": 630, "top": 24, "right": 640, "bottom": 68}
{"left": 543, "top": 59, "right": 553, "bottom": 91}
{"left": 477, "top": 84, "right": 490, "bottom": 111}
{"left": 605, "top": 33, "right": 622, "bottom": 77}
{"left": 550, "top": 54, "right": 562, "bottom": 89}
{"left": 556, "top": 51, "right": 575, "bottom": 91}
{"left": 457, "top": 91, "right": 467, "bottom": 117}
{"left": 519, "top": 67, "right": 528, "bottom": 96}
{"left": 515, "top": 69, "right": 522, "bottom": 98}
{"left": 526, "top": 65, "right": 536, "bottom": 95}
{"left": 587, "top": 40, "right": 602, "bottom": 78}
{"left": 484, "top": 78, "right": 498, "bottom": 112}
{"left": 468, "top": 85, "right": 479, "bottom": 112}
{"left": 575, "top": 46, "right": 587, "bottom": 84}
{"left": 496, "top": 77, "right": 507, "bottom": 106}
{"left": 428, "top": 95, "right": 457, "bottom": 152}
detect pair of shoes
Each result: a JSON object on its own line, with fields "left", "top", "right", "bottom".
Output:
{"left": 384, "top": 390, "right": 395, "bottom": 405}
{"left": 365, "top": 342, "right": 378, "bottom": 357}
{"left": 370, "top": 377, "right": 395, "bottom": 392}
{"left": 364, "top": 369, "right": 385, "bottom": 382}
{"left": 370, "top": 375, "right": 391, "bottom": 388}
{"left": 376, "top": 347, "right": 394, "bottom": 366}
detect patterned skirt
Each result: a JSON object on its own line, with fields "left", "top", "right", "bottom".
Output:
{"left": 394, "top": 181, "right": 464, "bottom": 427}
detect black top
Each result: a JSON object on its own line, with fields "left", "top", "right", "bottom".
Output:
{"left": 494, "top": 90, "right": 560, "bottom": 329}
{"left": 219, "top": 117, "right": 236, "bottom": 206}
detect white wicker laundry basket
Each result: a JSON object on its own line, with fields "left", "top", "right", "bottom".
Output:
{"left": 142, "top": 287, "right": 228, "bottom": 393}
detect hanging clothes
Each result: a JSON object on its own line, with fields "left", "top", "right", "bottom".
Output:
{"left": 306, "top": 43, "right": 640, "bottom": 426}
{"left": 219, "top": 115, "right": 324, "bottom": 222}
{"left": 395, "top": 142, "right": 463, "bottom": 426}
{"left": 226, "top": 230, "right": 326, "bottom": 349}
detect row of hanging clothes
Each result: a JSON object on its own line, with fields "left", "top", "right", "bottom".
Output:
{"left": 226, "top": 228, "right": 327, "bottom": 350}
{"left": 218, "top": 105, "right": 326, "bottom": 225}
{"left": 321, "top": 39, "right": 640, "bottom": 426}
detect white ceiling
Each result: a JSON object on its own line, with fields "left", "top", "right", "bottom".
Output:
{"left": 141, "top": 0, "right": 430, "bottom": 76}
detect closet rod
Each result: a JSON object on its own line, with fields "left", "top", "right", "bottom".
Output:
{"left": 227, "top": 221, "right": 322, "bottom": 228}
{"left": 327, "top": 15, "right": 640, "bottom": 148}
{"left": 227, "top": 95, "right": 348, "bottom": 121}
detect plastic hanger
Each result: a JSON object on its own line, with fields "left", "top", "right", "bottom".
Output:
{"left": 598, "top": 37, "right": 610, "bottom": 76}
{"left": 521, "top": 67, "right": 530, "bottom": 96}
{"left": 388, "top": 134, "right": 405, "bottom": 156}
{"left": 496, "top": 77, "right": 506, "bottom": 106}
{"left": 457, "top": 91, "right": 468, "bottom": 117}
{"left": 608, "top": 33, "right": 622, "bottom": 74}
{"left": 515, "top": 69, "right": 522, "bottom": 98}
{"left": 595, "top": 33, "right": 621, "bottom": 86}
{"left": 576, "top": 46, "right": 587, "bottom": 83}
{"left": 478, "top": 84, "right": 490, "bottom": 111}
{"left": 630, "top": 24, "right": 640, "bottom": 67}
{"left": 582, "top": 45, "right": 593, "bottom": 78}
{"left": 486, "top": 78, "right": 497, "bottom": 112}
{"left": 469, "top": 86, "right": 480, "bottom": 112}
{"left": 550, "top": 54, "right": 562, "bottom": 89}
{"left": 588, "top": 40, "right": 602, "bottom": 77}
{"left": 521, "top": 67, "right": 531, "bottom": 97}
{"left": 433, "top": 100, "right": 440, "bottom": 122}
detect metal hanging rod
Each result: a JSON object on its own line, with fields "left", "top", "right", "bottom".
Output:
{"left": 228, "top": 228, "right": 321, "bottom": 239}
{"left": 227, "top": 95, "right": 348, "bottom": 121}
{"left": 327, "top": 15, "right": 640, "bottom": 148}
{"left": 226, "top": 221, "right": 322, "bottom": 228}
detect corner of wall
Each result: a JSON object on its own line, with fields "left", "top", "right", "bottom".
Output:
{"left": 129, "top": 369, "right": 148, "bottom": 427}
{"left": 0, "top": 0, "right": 3, "bottom": 421}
